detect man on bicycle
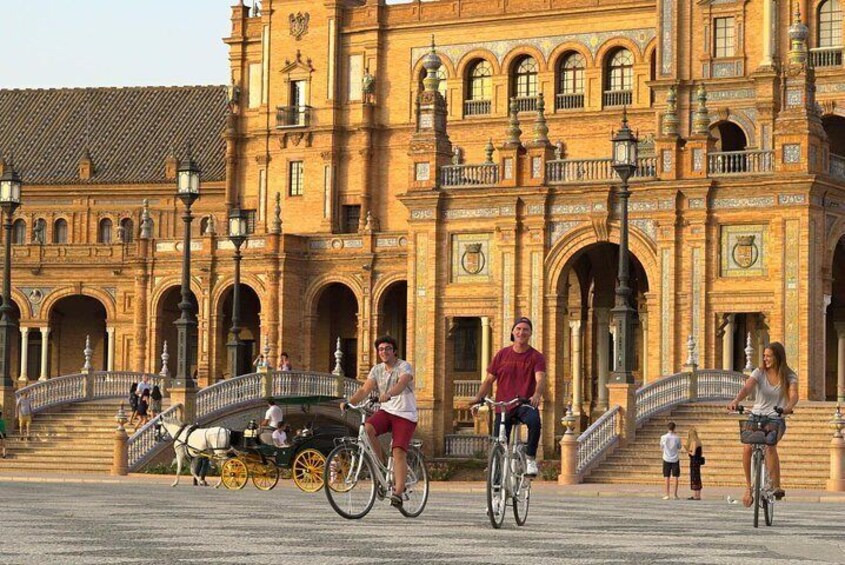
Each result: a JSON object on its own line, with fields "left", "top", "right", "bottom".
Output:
{"left": 343, "top": 335, "right": 417, "bottom": 509}
{"left": 471, "top": 317, "right": 546, "bottom": 477}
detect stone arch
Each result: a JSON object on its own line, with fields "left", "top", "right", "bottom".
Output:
{"left": 307, "top": 279, "right": 362, "bottom": 377}
{"left": 548, "top": 42, "right": 595, "bottom": 71}
{"left": 10, "top": 289, "right": 33, "bottom": 320}
{"left": 374, "top": 276, "right": 408, "bottom": 359}
{"left": 372, "top": 272, "right": 408, "bottom": 311}
{"left": 213, "top": 280, "right": 263, "bottom": 378}
{"left": 455, "top": 49, "right": 503, "bottom": 77}
{"left": 595, "top": 37, "right": 644, "bottom": 66}
{"left": 501, "top": 45, "right": 548, "bottom": 74}
{"left": 709, "top": 115, "right": 756, "bottom": 148}
{"left": 304, "top": 274, "right": 364, "bottom": 318}
{"left": 47, "top": 294, "right": 109, "bottom": 376}
{"left": 149, "top": 277, "right": 205, "bottom": 319}
{"left": 39, "top": 286, "right": 117, "bottom": 323}
{"left": 210, "top": 274, "right": 267, "bottom": 313}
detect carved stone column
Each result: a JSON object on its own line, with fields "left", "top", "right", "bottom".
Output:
{"left": 722, "top": 314, "right": 735, "bottom": 371}
{"left": 18, "top": 327, "right": 29, "bottom": 384}
{"left": 106, "top": 327, "right": 116, "bottom": 372}
{"left": 569, "top": 319, "right": 583, "bottom": 420}
{"left": 480, "top": 316, "right": 491, "bottom": 380}
{"left": 595, "top": 308, "right": 610, "bottom": 411}
{"left": 39, "top": 327, "right": 50, "bottom": 380}
{"left": 836, "top": 322, "right": 845, "bottom": 403}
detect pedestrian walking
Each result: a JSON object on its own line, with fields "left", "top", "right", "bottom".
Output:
{"left": 0, "top": 409, "right": 8, "bottom": 458}
{"left": 660, "top": 421, "right": 682, "bottom": 500}
{"left": 128, "top": 382, "right": 139, "bottom": 426}
{"left": 684, "top": 427, "right": 704, "bottom": 500}
{"left": 150, "top": 385, "right": 163, "bottom": 418}
{"left": 137, "top": 389, "right": 151, "bottom": 427}
{"left": 15, "top": 391, "right": 34, "bottom": 440}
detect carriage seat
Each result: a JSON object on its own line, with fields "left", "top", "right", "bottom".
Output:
{"left": 258, "top": 430, "right": 276, "bottom": 446}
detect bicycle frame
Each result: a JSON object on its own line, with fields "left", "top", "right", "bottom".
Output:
{"left": 493, "top": 411, "right": 525, "bottom": 497}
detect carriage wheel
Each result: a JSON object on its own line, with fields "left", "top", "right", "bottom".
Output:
{"left": 252, "top": 463, "right": 280, "bottom": 491}
{"left": 292, "top": 448, "right": 326, "bottom": 493}
{"left": 221, "top": 458, "right": 248, "bottom": 491}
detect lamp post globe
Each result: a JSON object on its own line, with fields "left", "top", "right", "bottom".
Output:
{"left": 610, "top": 110, "right": 638, "bottom": 385}
{"left": 174, "top": 145, "right": 200, "bottom": 388}
{"left": 0, "top": 162, "right": 22, "bottom": 389}
{"left": 227, "top": 207, "right": 248, "bottom": 378}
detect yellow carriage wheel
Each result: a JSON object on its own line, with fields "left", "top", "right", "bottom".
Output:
{"left": 292, "top": 448, "right": 326, "bottom": 493}
{"left": 221, "top": 458, "right": 248, "bottom": 490}
{"left": 252, "top": 462, "right": 280, "bottom": 491}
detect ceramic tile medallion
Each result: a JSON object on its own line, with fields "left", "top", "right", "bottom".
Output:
{"left": 451, "top": 233, "right": 492, "bottom": 283}
{"left": 720, "top": 224, "right": 767, "bottom": 277}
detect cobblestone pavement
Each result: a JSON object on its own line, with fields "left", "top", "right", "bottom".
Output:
{"left": 1, "top": 480, "right": 844, "bottom": 564}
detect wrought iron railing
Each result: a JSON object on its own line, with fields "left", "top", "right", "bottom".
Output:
{"left": 441, "top": 163, "right": 499, "bottom": 187}
{"left": 603, "top": 90, "right": 632, "bottom": 107}
{"left": 444, "top": 434, "right": 491, "bottom": 458}
{"left": 830, "top": 154, "right": 845, "bottom": 180}
{"left": 708, "top": 150, "right": 773, "bottom": 175}
{"left": 463, "top": 99, "right": 492, "bottom": 116}
{"left": 127, "top": 404, "right": 183, "bottom": 471}
{"left": 546, "top": 156, "right": 657, "bottom": 183}
{"left": 556, "top": 92, "right": 585, "bottom": 110}
{"left": 576, "top": 406, "right": 620, "bottom": 475}
{"left": 810, "top": 47, "right": 843, "bottom": 68}
{"left": 15, "top": 371, "right": 162, "bottom": 414}
{"left": 275, "top": 105, "right": 312, "bottom": 128}
{"left": 454, "top": 380, "right": 481, "bottom": 398}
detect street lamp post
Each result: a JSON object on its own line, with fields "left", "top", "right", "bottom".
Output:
{"left": 610, "top": 110, "right": 638, "bottom": 384}
{"left": 227, "top": 207, "right": 248, "bottom": 378}
{"left": 174, "top": 145, "right": 200, "bottom": 388}
{"left": 0, "top": 162, "right": 22, "bottom": 389}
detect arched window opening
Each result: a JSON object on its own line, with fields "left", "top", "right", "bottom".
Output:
{"left": 12, "top": 219, "right": 26, "bottom": 245}
{"left": 512, "top": 56, "right": 539, "bottom": 111}
{"left": 557, "top": 52, "right": 585, "bottom": 110}
{"left": 53, "top": 219, "right": 68, "bottom": 244}
{"left": 98, "top": 218, "right": 113, "bottom": 244}
{"left": 464, "top": 59, "right": 493, "bottom": 116}
{"left": 815, "top": 0, "right": 843, "bottom": 67}
{"left": 119, "top": 218, "right": 134, "bottom": 243}
{"left": 604, "top": 48, "right": 634, "bottom": 107}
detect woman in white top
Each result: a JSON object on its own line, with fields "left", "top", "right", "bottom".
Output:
{"left": 728, "top": 342, "right": 798, "bottom": 507}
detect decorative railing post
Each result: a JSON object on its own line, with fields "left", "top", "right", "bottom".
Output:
{"left": 684, "top": 335, "right": 699, "bottom": 401}
{"left": 606, "top": 381, "right": 637, "bottom": 447}
{"left": 829, "top": 405, "right": 845, "bottom": 492}
{"left": 159, "top": 341, "right": 170, "bottom": 397}
{"left": 82, "top": 335, "right": 94, "bottom": 399}
{"left": 111, "top": 402, "right": 129, "bottom": 476}
{"left": 332, "top": 337, "right": 345, "bottom": 396}
{"left": 558, "top": 405, "right": 581, "bottom": 485}
{"left": 744, "top": 333, "right": 755, "bottom": 375}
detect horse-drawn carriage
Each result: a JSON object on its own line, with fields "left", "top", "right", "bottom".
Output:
{"left": 219, "top": 395, "right": 349, "bottom": 492}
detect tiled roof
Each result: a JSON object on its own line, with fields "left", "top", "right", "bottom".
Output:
{"left": 0, "top": 85, "right": 228, "bottom": 185}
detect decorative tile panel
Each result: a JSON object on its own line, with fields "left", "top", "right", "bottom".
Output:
{"left": 691, "top": 247, "right": 702, "bottom": 355}
{"left": 708, "top": 88, "right": 755, "bottom": 101}
{"left": 531, "top": 251, "right": 542, "bottom": 347}
{"left": 720, "top": 225, "right": 767, "bottom": 277}
{"left": 444, "top": 207, "right": 510, "bottom": 220}
{"left": 659, "top": 199, "right": 674, "bottom": 211}
{"left": 784, "top": 220, "right": 799, "bottom": 364}
{"left": 692, "top": 148, "right": 703, "bottom": 172}
{"left": 783, "top": 144, "right": 801, "bottom": 164}
{"left": 712, "top": 196, "right": 775, "bottom": 209}
{"left": 504, "top": 158, "right": 514, "bottom": 180}
{"left": 451, "top": 233, "right": 492, "bottom": 283}
{"left": 551, "top": 203, "right": 590, "bottom": 215}
{"left": 410, "top": 209, "right": 434, "bottom": 220}
{"left": 778, "top": 194, "right": 806, "bottom": 206}
{"left": 660, "top": 0, "right": 674, "bottom": 76}
{"left": 415, "top": 162, "right": 430, "bottom": 181}
{"left": 661, "top": 248, "right": 671, "bottom": 375}
{"left": 548, "top": 221, "right": 583, "bottom": 246}
{"left": 532, "top": 156, "right": 542, "bottom": 179}
{"left": 689, "top": 198, "right": 706, "bottom": 209}
{"left": 786, "top": 89, "right": 803, "bottom": 107}
{"left": 631, "top": 219, "right": 657, "bottom": 243}
{"left": 630, "top": 201, "right": 658, "bottom": 212}
{"left": 414, "top": 234, "right": 428, "bottom": 389}
{"left": 502, "top": 253, "right": 514, "bottom": 344}
{"left": 527, "top": 204, "right": 545, "bottom": 216}
{"left": 662, "top": 150, "right": 673, "bottom": 173}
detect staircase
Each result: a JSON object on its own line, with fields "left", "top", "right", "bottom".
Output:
{"left": 0, "top": 400, "right": 135, "bottom": 474}
{"left": 585, "top": 402, "right": 837, "bottom": 489}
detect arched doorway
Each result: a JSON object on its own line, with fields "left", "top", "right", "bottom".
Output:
{"left": 377, "top": 281, "right": 407, "bottom": 359}
{"left": 312, "top": 283, "right": 359, "bottom": 377}
{"left": 216, "top": 284, "right": 261, "bottom": 378}
{"left": 48, "top": 295, "right": 107, "bottom": 377}
{"left": 556, "top": 242, "right": 650, "bottom": 426}
{"left": 4, "top": 300, "right": 22, "bottom": 380}
{"left": 826, "top": 238, "right": 845, "bottom": 400}
{"left": 711, "top": 121, "right": 748, "bottom": 152}
{"left": 155, "top": 286, "right": 199, "bottom": 378}
{"left": 823, "top": 115, "right": 845, "bottom": 157}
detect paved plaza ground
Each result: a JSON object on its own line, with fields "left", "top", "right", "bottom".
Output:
{"left": 0, "top": 476, "right": 844, "bottom": 564}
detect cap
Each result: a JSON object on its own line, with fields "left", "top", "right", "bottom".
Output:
{"left": 510, "top": 317, "right": 533, "bottom": 341}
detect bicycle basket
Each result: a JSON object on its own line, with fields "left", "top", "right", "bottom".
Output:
{"left": 738, "top": 417, "right": 781, "bottom": 445}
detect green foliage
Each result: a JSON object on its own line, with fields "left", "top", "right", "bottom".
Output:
{"left": 140, "top": 460, "right": 221, "bottom": 477}
{"left": 427, "top": 460, "right": 456, "bottom": 481}
{"left": 538, "top": 459, "right": 560, "bottom": 482}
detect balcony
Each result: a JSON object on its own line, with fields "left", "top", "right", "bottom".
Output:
{"left": 810, "top": 47, "right": 843, "bottom": 68}
{"left": 275, "top": 105, "right": 311, "bottom": 128}
{"left": 830, "top": 154, "right": 845, "bottom": 181}
{"left": 513, "top": 95, "right": 539, "bottom": 113}
{"left": 463, "top": 99, "right": 492, "bottom": 117}
{"left": 556, "top": 92, "right": 585, "bottom": 111}
{"left": 441, "top": 163, "right": 499, "bottom": 188}
{"left": 707, "top": 150, "right": 774, "bottom": 176}
{"left": 603, "top": 90, "right": 633, "bottom": 108}
{"left": 546, "top": 156, "right": 657, "bottom": 184}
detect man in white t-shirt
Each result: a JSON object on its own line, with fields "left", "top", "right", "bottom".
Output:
{"left": 342, "top": 335, "right": 416, "bottom": 510}
{"left": 660, "top": 421, "right": 682, "bottom": 500}
{"left": 261, "top": 398, "right": 284, "bottom": 428}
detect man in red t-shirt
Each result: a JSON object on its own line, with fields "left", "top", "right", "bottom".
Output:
{"left": 471, "top": 317, "right": 546, "bottom": 477}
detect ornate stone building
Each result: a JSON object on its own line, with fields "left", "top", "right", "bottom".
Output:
{"left": 4, "top": 0, "right": 845, "bottom": 455}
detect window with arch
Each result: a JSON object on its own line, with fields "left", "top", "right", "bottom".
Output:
{"left": 53, "top": 218, "right": 68, "bottom": 244}
{"left": 604, "top": 48, "right": 634, "bottom": 107}
{"left": 98, "top": 218, "right": 113, "bottom": 244}
{"left": 818, "top": 0, "right": 842, "bottom": 48}
{"left": 418, "top": 66, "right": 447, "bottom": 98}
{"left": 557, "top": 52, "right": 586, "bottom": 110}
{"left": 513, "top": 56, "right": 539, "bottom": 98}
{"left": 120, "top": 217, "right": 134, "bottom": 243}
{"left": 12, "top": 219, "right": 26, "bottom": 245}
{"left": 464, "top": 59, "right": 493, "bottom": 116}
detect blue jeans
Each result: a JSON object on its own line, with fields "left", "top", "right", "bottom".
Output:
{"left": 493, "top": 405, "right": 542, "bottom": 458}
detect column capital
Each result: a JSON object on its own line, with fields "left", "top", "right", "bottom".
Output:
{"left": 106, "top": 326, "right": 116, "bottom": 334}
{"left": 39, "top": 326, "right": 50, "bottom": 334}
{"left": 19, "top": 326, "right": 30, "bottom": 336}
{"left": 569, "top": 319, "right": 582, "bottom": 331}
{"left": 835, "top": 321, "right": 845, "bottom": 337}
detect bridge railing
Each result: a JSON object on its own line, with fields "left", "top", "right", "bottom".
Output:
{"left": 635, "top": 372, "right": 689, "bottom": 425}
{"left": 195, "top": 373, "right": 264, "bottom": 423}
{"left": 15, "top": 371, "right": 162, "bottom": 415}
{"left": 576, "top": 406, "right": 620, "bottom": 476}
{"left": 127, "top": 404, "right": 183, "bottom": 471}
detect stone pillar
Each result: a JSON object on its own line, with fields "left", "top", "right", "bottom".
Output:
{"left": 480, "top": 316, "right": 491, "bottom": 380}
{"left": 558, "top": 432, "right": 580, "bottom": 485}
{"left": 607, "top": 382, "right": 637, "bottom": 448}
{"left": 106, "top": 327, "right": 116, "bottom": 372}
{"left": 760, "top": 0, "right": 775, "bottom": 67}
{"left": 829, "top": 434, "right": 845, "bottom": 492}
{"left": 18, "top": 327, "right": 29, "bottom": 384}
{"left": 722, "top": 314, "right": 735, "bottom": 371}
{"left": 595, "top": 308, "right": 610, "bottom": 411}
{"left": 169, "top": 386, "right": 196, "bottom": 424}
{"left": 111, "top": 404, "right": 129, "bottom": 476}
{"left": 39, "top": 327, "right": 50, "bottom": 381}
{"left": 836, "top": 322, "right": 845, "bottom": 403}
{"left": 569, "top": 320, "right": 583, "bottom": 420}
{"left": 640, "top": 314, "right": 649, "bottom": 384}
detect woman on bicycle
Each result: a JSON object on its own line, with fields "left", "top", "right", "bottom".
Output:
{"left": 342, "top": 335, "right": 417, "bottom": 510}
{"left": 727, "top": 342, "right": 798, "bottom": 507}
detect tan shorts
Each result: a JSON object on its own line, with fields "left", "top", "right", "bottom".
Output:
{"left": 18, "top": 415, "right": 32, "bottom": 426}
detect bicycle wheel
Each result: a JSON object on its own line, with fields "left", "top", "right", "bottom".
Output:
{"left": 752, "top": 450, "right": 763, "bottom": 528}
{"left": 324, "top": 444, "right": 377, "bottom": 520}
{"left": 486, "top": 444, "right": 507, "bottom": 529}
{"left": 399, "top": 446, "right": 430, "bottom": 518}
{"left": 512, "top": 449, "right": 530, "bottom": 526}
{"left": 761, "top": 464, "right": 774, "bottom": 526}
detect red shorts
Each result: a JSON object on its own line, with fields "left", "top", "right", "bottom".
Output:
{"left": 366, "top": 410, "right": 417, "bottom": 452}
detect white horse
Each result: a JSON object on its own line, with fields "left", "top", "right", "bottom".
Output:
{"left": 155, "top": 419, "right": 233, "bottom": 487}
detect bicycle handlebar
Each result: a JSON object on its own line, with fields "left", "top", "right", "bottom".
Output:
{"left": 730, "top": 405, "right": 784, "bottom": 416}
{"left": 470, "top": 396, "right": 532, "bottom": 416}
{"left": 341, "top": 397, "right": 378, "bottom": 413}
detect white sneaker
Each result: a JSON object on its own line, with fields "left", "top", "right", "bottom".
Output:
{"left": 525, "top": 459, "right": 538, "bottom": 477}
{"left": 662, "top": 495, "right": 670, "bottom": 500}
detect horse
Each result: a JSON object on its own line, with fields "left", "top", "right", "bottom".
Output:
{"left": 154, "top": 418, "right": 233, "bottom": 487}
